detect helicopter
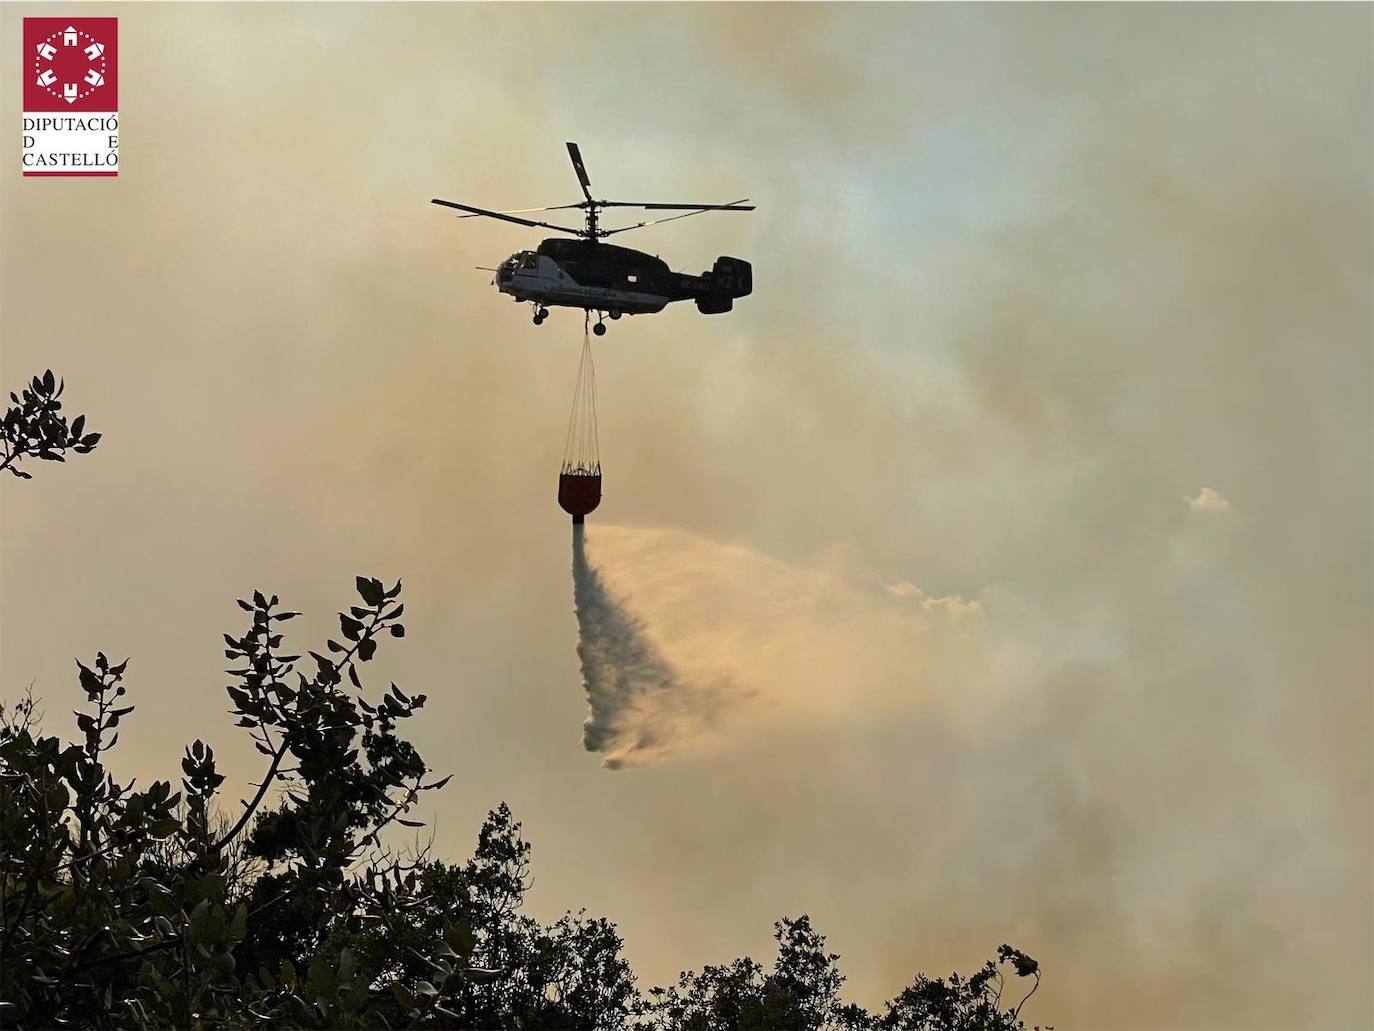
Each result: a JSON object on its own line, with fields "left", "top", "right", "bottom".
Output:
{"left": 432, "top": 142, "right": 754, "bottom": 335}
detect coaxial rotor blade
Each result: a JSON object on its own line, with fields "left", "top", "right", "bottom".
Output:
{"left": 599, "top": 207, "right": 728, "bottom": 238}
{"left": 566, "top": 142, "right": 594, "bottom": 204}
{"left": 455, "top": 203, "right": 584, "bottom": 218}
{"left": 598, "top": 199, "right": 754, "bottom": 211}
{"left": 430, "top": 198, "right": 583, "bottom": 235}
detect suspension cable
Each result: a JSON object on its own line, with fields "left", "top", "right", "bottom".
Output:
{"left": 561, "top": 314, "right": 600, "bottom": 474}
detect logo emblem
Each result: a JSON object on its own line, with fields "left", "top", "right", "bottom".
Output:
{"left": 31, "top": 24, "right": 110, "bottom": 106}
{"left": 21, "top": 18, "right": 119, "bottom": 177}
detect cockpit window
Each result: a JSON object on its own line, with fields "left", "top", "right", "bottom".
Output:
{"left": 522, "top": 254, "right": 538, "bottom": 270}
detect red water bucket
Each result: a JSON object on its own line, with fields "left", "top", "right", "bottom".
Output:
{"left": 558, "top": 470, "right": 601, "bottom": 524}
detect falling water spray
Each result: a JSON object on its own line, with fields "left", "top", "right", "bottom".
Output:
{"left": 570, "top": 523, "right": 686, "bottom": 768}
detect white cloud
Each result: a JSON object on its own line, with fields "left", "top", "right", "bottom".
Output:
{"left": 1186, "top": 486, "right": 1232, "bottom": 513}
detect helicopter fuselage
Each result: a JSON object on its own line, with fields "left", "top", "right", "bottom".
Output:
{"left": 433, "top": 141, "right": 753, "bottom": 330}
{"left": 496, "top": 238, "right": 751, "bottom": 317}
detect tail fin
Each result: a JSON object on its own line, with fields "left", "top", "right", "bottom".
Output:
{"left": 696, "top": 256, "right": 752, "bottom": 314}
{"left": 711, "top": 256, "right": 752, "bottom": 298}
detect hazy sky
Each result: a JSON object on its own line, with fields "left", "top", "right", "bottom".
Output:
{"left": 2, "top": 4, "right": 1371, "bottom": 1027}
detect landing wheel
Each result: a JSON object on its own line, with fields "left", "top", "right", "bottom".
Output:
{"left": 592, "top": 321, "right": 607, "bottom": 337}
{"left": 533, "top": 313, "right": 545, "bottom": 325}
{"left": 609, "top": 310, "right": 622, "bottom": 321}
{"left": 532, "top": 305, "right": 548, "bottom": 325}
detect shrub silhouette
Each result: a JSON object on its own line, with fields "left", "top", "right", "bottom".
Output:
{"left": 2, "top": 370, "right": 100, "bottom": 480}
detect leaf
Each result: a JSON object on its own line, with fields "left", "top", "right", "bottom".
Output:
{"left": 187, "top": 899, "right": 210, "bottom": 941}
{"left": 356, "top": 576, "right": 384, "bottom": 607}
{"left": 309, "top": 948, "right": 337, "bottom": 998}
{"left": 227, "top": 903, "right": 248, "bottom": 943}
{"left": 445, "top": 921, "right": 477, "bottom": 959}
{"left": 77, "top": 662, "right": 102, "bottom": 695}
{"left": 462, "top": 967, "right": 506, "bottom": 984}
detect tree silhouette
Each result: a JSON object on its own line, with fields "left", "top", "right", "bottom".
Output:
{"left": 639, "top": 918, "right": 1047, "bottom": 1031}
{"left": 1, "top": 370, "right": 100, "bottom": 479}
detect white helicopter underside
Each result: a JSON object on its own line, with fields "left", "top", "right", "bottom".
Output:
{"left": 498, "top": 255, "right": 669, "bottom": 314}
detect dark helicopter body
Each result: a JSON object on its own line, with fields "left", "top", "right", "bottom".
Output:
{"left": 433, "top": 142, "right": 753, "bottom": 333}
{"left": 496, "top": 238, "right": 752, "bottom": 318}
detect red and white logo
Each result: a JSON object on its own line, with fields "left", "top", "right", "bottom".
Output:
{"left": 21, "top": 18, "right": 119, "bottom": 176}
